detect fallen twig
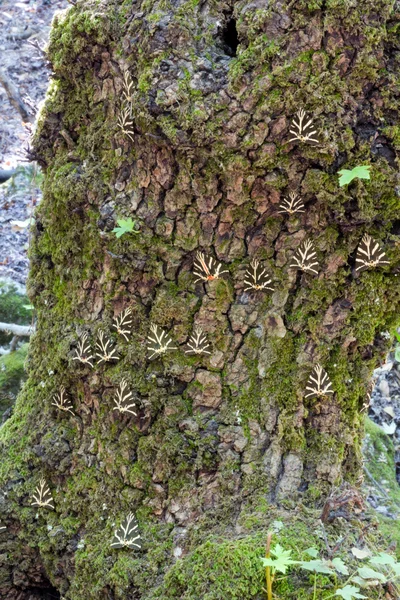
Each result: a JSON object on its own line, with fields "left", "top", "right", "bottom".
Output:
{"left": 363, "top": 465, "right": 390, "bottom": 500}
{"left": 27, "top": 39, "right": 47, "bottom": 59}
{"left": 0, "top": 69, "right": 34, "bottom": 123}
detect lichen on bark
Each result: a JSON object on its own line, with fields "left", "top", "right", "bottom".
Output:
{"left": 1, "top": 0, "right": 400, "bottom": 597}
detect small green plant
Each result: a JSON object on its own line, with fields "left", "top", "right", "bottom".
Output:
{"left": 394, "top": 330, "right": 400, "bottom": 363}
{"left": 261, "top": 533, "right": 298, "bottom": 600}
{"left": 338, "top": 165, "right": 371, "bottom": 186}
{"left": 112, "top": 218, "right": 140, "bottom": 238}
{"left": 259, "top": 537, "right": 400, "bottom": 599}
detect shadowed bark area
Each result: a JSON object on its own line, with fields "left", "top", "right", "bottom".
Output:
{"left": 1, "top": 0, "right": 400, "bottom": 598}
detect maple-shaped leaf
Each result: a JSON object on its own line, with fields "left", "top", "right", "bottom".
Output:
{"left": 298, "top": 559, "right": 334, "bottom": 574}
{"left": 369, "top": 552, "right": 396, "bottom": 568}
{"left": 357, "top": 567, "right": 387, "bottom": 582}
{"left": 338, "top": 165, "right": 371, "bottom": 187}
{"left": 335, "top": 585, "right": 366, "bottom": 600}
{"left": 260, "top": 544, "right": 298, "bottom": 574}
{"left": 331, "top": 557, "right": 349, "bottom": 575}
{"left": 112, "top": 218, "right": 139, "bottom": 239}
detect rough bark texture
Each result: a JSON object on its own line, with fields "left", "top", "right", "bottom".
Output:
{"left": 1, "top": 0, "right": 400, "bottom": 598}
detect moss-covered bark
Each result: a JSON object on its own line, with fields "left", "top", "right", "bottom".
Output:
{"left": 1, "top": 0, "right": 400, "bottom": 597}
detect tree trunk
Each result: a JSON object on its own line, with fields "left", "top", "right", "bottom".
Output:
{"left": 1, "top": 0, "right": 399, "bottom": 598}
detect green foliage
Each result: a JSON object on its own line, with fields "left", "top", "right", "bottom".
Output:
{"left": 112, "top": 218, "right": 140, "bottom": 238}
{"left": 298, "top": 559, "right": 334, "bottom": 574}
{"left": 338, "top": 165, "right": 371, "bottom": 186}
{"left": 259, "top": 535, "right": 400, "bottom": 600}
{"left": 260, "top": 543, "right": 298, "bottom": 574}
{"left": 335, "top": 585, "right": 366, "bottom": 599}
{"left": 0, "top": 343, "right": 29, "bottom": 418}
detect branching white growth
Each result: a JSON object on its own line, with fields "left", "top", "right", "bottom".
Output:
{"left": 185, "top": 326, "right": 211, "bottom": 355}
{"left": 290, "top": 240, "right": 319, "bottom": 275}
{"left": 305, "top": 364, "right": 334, "bottom": 399}
{"left": 72, "top": 333, "right": 94, "bottom": 368}
{"left": 113, "top": 380, "right": 137, "bottom": 416}
{"left": 244, "top": 259, "right": 274, "bottom": 292}
{"left": 31, "top": 479, "right": 54, "bottom": 510}
{"left": 113, "top": 307, "right": 133, "bottom": 341}
{"left": 193, "top": 252, "right": 229, "bottom": 283}
{"left": 278, "top": 192, "right": 305, "bottom": 215}
{"left": 118, "top": 104, "right": 135, "bottom": 142}
{"left": 51, "top": 386, "right": 74, "bottom": 416}
{"left": 122, "top": 69, "right": 134, "bottom": 105}
{"left": 288, "top": 109, "right": 319, "bottom": 145}
{"left": 96, "top": 331, "right": 119, "bottom": 365}
{"left": 110, "top": 513, "right": 142, "bottom": 550}
{"left": 355, "top": 234, "right": 389, "bottom": 274}
{"left": 147, "top": 324, "right": 177, "bottom": 359}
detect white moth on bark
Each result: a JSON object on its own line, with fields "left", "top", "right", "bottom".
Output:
{"left": 113, "top": 307, "right": 133, "bottom": 341}
{"left": 355, "top": 234, "right": 389, "bottom": 274}
{"left": 117, "top": 105, "right": 135, "bottom": 142}
{"left": 122, "top": 69, "right": 134, "bottom": 106}
{"left": 193, "top": 251, "right": 229, "bottom": 283}
{"left": 147, "top": 324, "right": 177, "bottom": 359}
{"left": 278, "top": 192, "right": 305, "bottom": 215}
{"left": 185, "top": 326, "right": 211, "bottom": 355}
{"left": 113, "top": 380, "right": 137, "bottom": 416}
{"left": 290, "top": 240, "right": 319, "bottom": 275}
{"left": 110, "top": 513, "right": 142, "bottom": 550}
{"left": 31, "top": 479, "right": 55, "bottom": 510}
{"left": 305, "top": 365, "right": 334, "bottom": 399}
{"left": 72, "top": 333, "right": 94, "bottom": 368}
{"left": 51, "top": 386, "right": 74, "bottom": 415}
{"left": 288, "top": 109, "right": 319, "bottom": 145}
{"left": 244, "top": 259, "right": 274, "bottom": 292}
{"left": 96, "top": 331, "right": 119, "bottom": 365}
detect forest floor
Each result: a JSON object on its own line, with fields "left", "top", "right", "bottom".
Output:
{"left": 0, "top": 0, "right": 68, "bottom": 285}
{"left": 0, "top": 0, "right": 399, "bottom": 544}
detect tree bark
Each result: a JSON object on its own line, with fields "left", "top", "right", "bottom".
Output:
{"left": 1, "top": 0, "right": 400, "bottom": 598}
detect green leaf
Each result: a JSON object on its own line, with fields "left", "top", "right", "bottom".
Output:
{"left": 338, "top": 165, "right": 371, "bottom": 187}
{"left": 271, "top": 520, "right": 284, "bottom": 532}
{"left": 112, "top": 218, "right": 139, "bottom": 238}
{"left": 395, "top": 346, "right": 400, "bottom": 362}
{"left": 357, "top": 567, "right": 387, "bottom": 582}
{"left": 369, "top": 552, "right": 396, "bottom": 568}
{"left": 332, "top": 557, "right": 349, "bottom": 575}
{"left": 298, "top": 559, "right": 334, "bottom": 574}
{"left": 304, "top": 547, "right": 319, "bottom": 558}
{"left": 335, "top": 585, "right": 366, "bottom": 599}
{"left": 390, "top": 563, "right": 400, "bottom": 576}
{"left": 260, "top": 544, "right": 298, "bottom": 574}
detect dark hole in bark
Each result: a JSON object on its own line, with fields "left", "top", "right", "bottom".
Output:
{"left": 391, "top": 220, "right": 400, "bottom": 235}
{"left": 24, "top": 586, "right": 61, "bottom": 599}
{"left": 222, "top": 18, "right": 239, "bottom": 56}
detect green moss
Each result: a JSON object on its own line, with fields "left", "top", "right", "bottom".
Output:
{"left": 0, "top": 344, "right": 29, "bottom": 418}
